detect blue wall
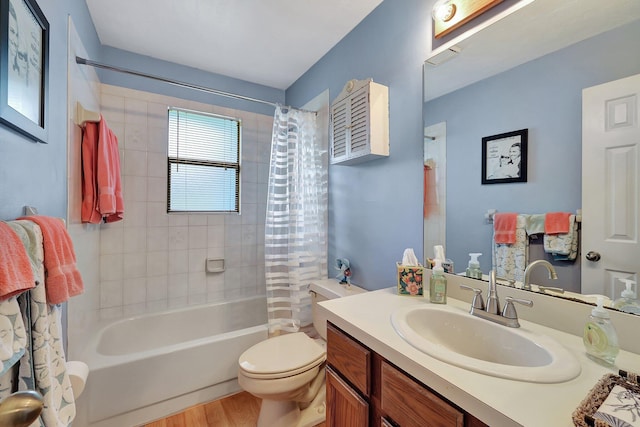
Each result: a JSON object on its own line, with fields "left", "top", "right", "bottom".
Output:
{"left": 286, "top": 0, "right": 431, "bottom": 289}
{"left": 287, "top": 2, "right": 640, "bottom": 290}
{"left": 0, "top": 0, "right": 101, "bottom": 220}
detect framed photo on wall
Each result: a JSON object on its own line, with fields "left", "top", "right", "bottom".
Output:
{"left": 0, "top": 0, "right": 49, "bottom": 143}
{"left": 481, "top": 128, "right": 528, "bottom": 184}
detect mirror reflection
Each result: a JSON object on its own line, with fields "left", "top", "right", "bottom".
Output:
{"left": 422, "top": 0, "right": 640, "bottom": 312}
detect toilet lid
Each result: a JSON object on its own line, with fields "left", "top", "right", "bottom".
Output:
{"left": 238, "top": 332, "right": 326, "bottom": 379}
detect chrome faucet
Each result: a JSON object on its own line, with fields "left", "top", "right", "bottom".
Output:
{"left": 523, "top": 260, "right": 558, "bottom": 291}
{"left": 461, "top": 270, "right": 533, "bottom": 328}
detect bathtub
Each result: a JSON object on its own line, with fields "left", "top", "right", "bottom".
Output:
{"left": 80, "top": 296, "right": 268, "bottom": 427}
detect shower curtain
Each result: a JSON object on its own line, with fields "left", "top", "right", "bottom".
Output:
{"left": 265, "top": 105, "right": 327, "bottom": 335}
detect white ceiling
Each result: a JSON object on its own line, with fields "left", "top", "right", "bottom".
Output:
{"left": 424, "top": 0, "right": 640, "bottom": 101}
{"left": 85, "top": 0, "right": 383, "bottom": 90}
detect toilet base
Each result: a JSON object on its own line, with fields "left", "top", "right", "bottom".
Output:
{"left": 257, "top": 383, "right": 326, "bottom": 427}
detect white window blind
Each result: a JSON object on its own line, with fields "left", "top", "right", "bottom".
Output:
{"left": 168, "top": 108, "right": 240, "bottom": 212}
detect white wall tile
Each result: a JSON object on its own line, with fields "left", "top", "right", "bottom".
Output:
{"left": 188, "top": 226, "right": 207, "bottom": 249}
{"left": 100, "top": 254, "right": 123, "bottom": 281}
{"left": 147, "top": 177, "right": 166, "bottom": 203}
{"left": 168, "top": 273, "right": 188, "bottom": 298}
{"left": 124, "top": 98, "right": 147, "bottom": 125}
{"left": 123, "top": 277, "right": 147, "bottom": 305}
{"left": 168, "top": 250, "right": 189, "bottom": 274}
{"left": 94, "top": 86, "right": 270, "bottom": 321}
{"left": 124, "top": 124, "right": 149, "bottom": 152}
{"left": 123, "top": 149, "right": 148, "bottom": 177}
{"left": 169, "top": 226, "right": 188, "bottom": 250}
{"left": 123, "top": 252, "right": 147, "bottom": 278}
{"left": 123, "top": 227, "right": 147, "bottom": 253}
{"left": 147, "top": 251, "right": 169, "bottom": 276}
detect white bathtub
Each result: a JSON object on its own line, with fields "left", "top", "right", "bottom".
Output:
{"left": 80, "top": 296, "right": 268, "bottom": 427}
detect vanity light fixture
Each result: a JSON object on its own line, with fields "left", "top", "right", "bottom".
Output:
{"left": 432, "top": 0, "right": 457, "bottom": 22}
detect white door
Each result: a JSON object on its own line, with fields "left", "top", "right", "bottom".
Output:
{"left": 582, "top": 73, "right": 640, "bottom": 298}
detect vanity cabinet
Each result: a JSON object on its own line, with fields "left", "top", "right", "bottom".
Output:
{"left": 326, "top": 322, "right": 488, "bottom": 427}
{"left": 330, "top": 78, "right": 389, "bottom": 165}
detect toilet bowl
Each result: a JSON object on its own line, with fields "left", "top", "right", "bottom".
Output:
{"left": 237, "top": 279, "right": 366, "bottom": 427}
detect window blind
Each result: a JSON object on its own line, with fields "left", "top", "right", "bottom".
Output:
{"left": 167, "top": 108, "right": 240, "bottom": 212}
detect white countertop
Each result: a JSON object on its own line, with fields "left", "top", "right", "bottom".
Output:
{"left": 318, "top": 287, "right": 640, "bottom": 427}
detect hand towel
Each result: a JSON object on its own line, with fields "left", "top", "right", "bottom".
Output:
{"left": 81, "top": 116, "right": 124, "bottom": 224}
{"left": 493, "top": 214, "right": 529, "bottom": 282}
{"left": 545, "top": 212, "right": 572, "bottom": 234}
{"left": 0, "top": 222, "right": 36, "bottom": 300}
{"left": 81, "top": 120, "right": 102, "bottom": 224}
{"left": 97, "top": 116, "right": 124, "bottom": 223}
{"left": 544, "top": 215, "right": 578, "bottom": 261}
{"left": 17, "top": 216, "right": 84, "bottom": 304}
{"left": 493, "top": 213, "right": 518, "bottom": 244}
{"left": 525, "top": 214, "right": 546, "bottom": 235}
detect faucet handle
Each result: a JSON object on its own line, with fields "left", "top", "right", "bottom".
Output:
{"left": 460, "top": 285, "right": 485, "bottom": 311}
{"left": 502, "top": 296, "right": 534, "bottom": 321}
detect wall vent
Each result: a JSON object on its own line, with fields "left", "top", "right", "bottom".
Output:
{"left": 425, "top": 45, "right": 461, "bottom": 66}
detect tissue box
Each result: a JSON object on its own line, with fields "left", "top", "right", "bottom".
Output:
{"left": 397, "top": 263, "right": 424, "bottom": 296}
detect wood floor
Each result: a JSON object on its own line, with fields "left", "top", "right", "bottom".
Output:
{"left": 144, "top": 391, "right": 327, "bottom": 427}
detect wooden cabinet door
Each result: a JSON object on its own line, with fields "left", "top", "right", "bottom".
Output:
{"left": 381, "top": 362, "right": 463, "bottom": 427}
{"left": 326, "top": 366, "right": 369, "bottom": 427}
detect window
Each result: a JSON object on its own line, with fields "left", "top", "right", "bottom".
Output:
{"left": 168, "top": 108, "right": 240, "bottom": 213}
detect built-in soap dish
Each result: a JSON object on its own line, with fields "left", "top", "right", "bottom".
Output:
{"left": 206, "top": 258, "right": 224, "bottom": 273}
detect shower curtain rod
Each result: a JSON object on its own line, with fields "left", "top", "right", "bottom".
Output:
{"left": 76, "top": 56, "right": 280, "bottom": 109}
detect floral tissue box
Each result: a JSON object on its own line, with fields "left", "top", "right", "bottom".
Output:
{"left": 397, "top": 263, "right": 424, "bottom": 296}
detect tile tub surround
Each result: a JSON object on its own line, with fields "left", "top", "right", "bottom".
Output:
{"left": 68, "top": 84, "right": 273, "bottom": 355}
{"left": 318, "top": 285, "right": 640, "bottom": 426}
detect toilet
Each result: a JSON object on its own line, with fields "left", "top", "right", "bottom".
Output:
{"left": 237, "top": 278, "right": 366, "bottom": 427}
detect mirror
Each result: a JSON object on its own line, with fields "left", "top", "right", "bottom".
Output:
{"left": 422, "top": 0, "right": 640, "bottom": 307}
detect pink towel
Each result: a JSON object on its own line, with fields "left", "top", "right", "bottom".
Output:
{"left": 81, "top": 116, "right": 124, "bottom": 223}
{"left": 0, "top": 222, "right": 36, "bottom": 300}
{"left": 494, "top": 213, "right": 519, "bottom": 244}
{"left": 81, "top": 121, "right": 102, "bottom": 224}
{"left": 545, "top": 212, "right": 572, "bottom": 234}
{"left": 17, "top": 216, "right": 84, "bottom": 304}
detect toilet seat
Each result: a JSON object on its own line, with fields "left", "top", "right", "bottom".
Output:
{"left": 238, "top": 332, "right": 326, "bottom": 380}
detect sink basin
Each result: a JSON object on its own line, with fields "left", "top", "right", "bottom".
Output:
{"left": 391, "top": 304, "right": 581, "bottom": 383}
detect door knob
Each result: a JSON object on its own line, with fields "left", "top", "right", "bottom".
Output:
{"left": 586, "top": 251, "right": 601, "bottom": 262}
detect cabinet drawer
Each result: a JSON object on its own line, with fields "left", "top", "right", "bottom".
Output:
{"left": 327, "top": 322, "right": 371, "bottom": 396}
{"left": 381, "top": 362, "right": 463, "bottom": 427}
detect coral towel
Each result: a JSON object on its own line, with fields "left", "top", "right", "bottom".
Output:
{"left": 17, "top": 216, "right": 84, "bottom": 304}
{"left": 0, "top": 222, "right": 36, "bottom": 300}
{"left": 545, "top": 212, "right": 572, "bottom": 234}
{"left": 81, "top": 115, "right": 124, "bottom": 223}
{"left": 493, "top": 213, "right": 519, "bottom": 244}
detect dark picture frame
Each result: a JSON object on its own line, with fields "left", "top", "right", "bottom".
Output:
{"left": 481, "top": 128, "right": 528, "bottom": 184}
{"left": 0, "top": 0, "right": 49, "bottom": 143}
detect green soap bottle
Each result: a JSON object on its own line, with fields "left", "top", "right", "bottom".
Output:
{"left": 583, "top": 296, "right": 619, "bottom": 365}
{"left": 429, "top": 258, "right": 447, "bottom": 304}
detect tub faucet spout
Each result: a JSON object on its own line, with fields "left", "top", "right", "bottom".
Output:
{"left": 523, "top": 260, "right": 558, "bottom": 291}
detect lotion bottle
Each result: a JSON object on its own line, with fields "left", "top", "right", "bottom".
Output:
{"left": 583, "top": 296, "right": 619, "bottom": 365}
{"left": 613, "top": 279, "right": 640, "bottom": 314}
{"left": 466, "top": 253, "right": 483, "bottom": 279}
{"left": 429, "top": 258, "right": 447, "bottom": 304}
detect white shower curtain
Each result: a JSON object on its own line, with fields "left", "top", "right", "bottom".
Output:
{"left": 265, "top": 105, "right": 327, "bottom": 335}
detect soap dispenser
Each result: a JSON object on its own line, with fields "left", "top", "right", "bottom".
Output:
{"left": 613, "top": 279, "right": 640, "bottom": 314}
{"left": 466, "top": 253, "right": 483, "bottom": 279}
{"left": 429, "top": 258, "right": 447, "bottom": 304}
{"left": 583, "top": 296, "right": 619, "bottom": 365}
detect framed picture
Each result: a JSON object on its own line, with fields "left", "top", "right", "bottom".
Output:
{"left": 0, "top": 0, "right": 49, "bottom": 143}
{"left": 481, "top": 128, "right": 528, "bottom": 184}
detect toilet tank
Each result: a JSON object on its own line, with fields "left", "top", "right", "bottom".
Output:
{"left": 310, "top": 279, "right": 366, "bottom": 340}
